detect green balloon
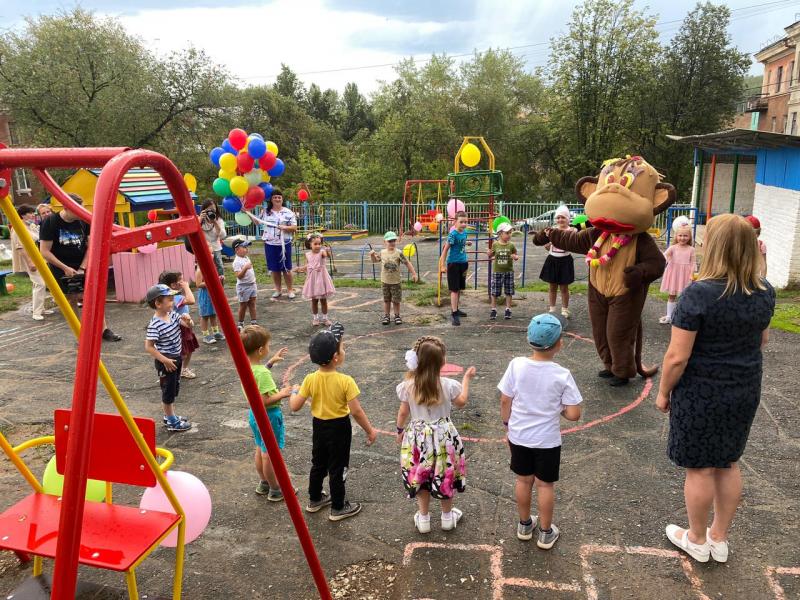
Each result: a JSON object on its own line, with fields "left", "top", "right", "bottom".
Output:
{"left": 234, "top": 211, "right": 252, "bottom": 226}
{"left": 571, "top": 214, "right": 588, "bottom": 226}
{"left": 212, "top": 177, "right": 231, "bottom": 198}
{"left": 42, "top": 456, "right": 106, "bottom": 502}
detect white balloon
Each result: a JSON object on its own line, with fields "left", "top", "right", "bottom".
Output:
{"left": 245, "top": 169, "right": 262, "bottom": 186}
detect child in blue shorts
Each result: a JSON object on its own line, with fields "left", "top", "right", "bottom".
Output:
{"left": 240, "top": 325, "right": 297, "bottom": 501}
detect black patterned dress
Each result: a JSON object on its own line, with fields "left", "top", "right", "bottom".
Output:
{"left": 668, "top": 279, "right": 775, "bottom": 468}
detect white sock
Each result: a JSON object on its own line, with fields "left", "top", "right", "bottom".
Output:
{"left": 666, "top": 301, "right": 676, "bottom": 319}
{"left": 417, "top": 512, "right": 430, "bottom": 521}
{"left": 441, "top": 511, "right": 452, "bottom": 520}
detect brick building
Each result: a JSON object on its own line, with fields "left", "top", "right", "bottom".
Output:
{"left": 0, "top": 110, "right": 41, "bottom": 205}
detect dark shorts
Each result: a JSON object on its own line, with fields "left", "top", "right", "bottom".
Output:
{"left": 382, "top": 283, "right": 402, "bottom": 303}
{"left": 446, "top": 262, "right": 468, "bottom": 292}
{"left": 491, "top": 271, "right": 515, "bottom": 297}
{"left": 509, "top": 442, "right": 561, "bottom": 482}
{"left": 265, "top": 242, "right": 293, "bottom": 272}
{"left": 155, "top": 354, "right": 182, "bottom": 405}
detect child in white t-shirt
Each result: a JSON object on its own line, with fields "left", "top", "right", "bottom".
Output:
{"left": 232, "top": 238, "right": 258, "bottom": 329}
{"left": 498, "top": 313, "right": 582, "bottom": 550}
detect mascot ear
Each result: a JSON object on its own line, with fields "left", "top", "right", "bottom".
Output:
{"left": 575, "top": 176, "right": 598, "bottom": 205}
{"left": 653, "top": 183, "right": 677, "bottom": 216}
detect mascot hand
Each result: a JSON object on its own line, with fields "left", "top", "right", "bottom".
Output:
{"left": 532, "top": 228, "right": 551, "bottom": 246}
{"left": 623, "top": 265, "right": 645, "bottom": 289}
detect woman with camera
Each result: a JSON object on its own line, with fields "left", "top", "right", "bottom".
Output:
{"left": 200, "top": 199, "right": 227, "bottom": 281}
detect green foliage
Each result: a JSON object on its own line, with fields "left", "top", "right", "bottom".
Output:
{"left": 771, "top": 303, "right": 800, "bottom": 334}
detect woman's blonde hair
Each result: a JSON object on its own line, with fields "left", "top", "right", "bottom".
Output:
{"left": 407, "top": 336, "right": 446, "bottom": 407}
{"left": 697, "top": 214, "right": 766, "bottom": 297}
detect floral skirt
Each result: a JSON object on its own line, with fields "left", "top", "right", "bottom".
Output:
{"left": 400, "top": 418, "right": 466, "bottom": 499}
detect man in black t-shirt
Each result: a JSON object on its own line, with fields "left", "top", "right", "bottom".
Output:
{"left": 39, "top": 193, "right": 122, "bottom": 342}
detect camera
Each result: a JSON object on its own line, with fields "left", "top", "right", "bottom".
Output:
{"left": 202, "top": 210, "right": 217, "bottom": 222}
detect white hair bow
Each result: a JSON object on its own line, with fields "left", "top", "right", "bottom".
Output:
{"left": 404, "top": 349, "right": 418, "bottom": 371}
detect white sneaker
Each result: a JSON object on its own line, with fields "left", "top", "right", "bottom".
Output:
{"left": 561, "top": 307, "right": 571, "bottom": 318}
{"left": 414, "top": 512, "right": 431, "bottom": 534}
{"left": 32, "top": 314, "right": 44, "bottom": 321}
{"left": 271, "top": 291, "right": 282, "bottom": 299}
{"left": 288, "top": 291, "right": 296, "bottom": 299}
{"left": 441, "top": 507, "right": 463, "bottom": 531}
{"left": 548, "top": 306, "right": 557, "bottom": 314}
{"left": 659, "top": 315, "right": 672, "bottom": 324}
{"left": 707, "top": 528, "right": 729, "bottom": 563}
{"left": 43, "top": 309, "right": 55, "bottom": 315}
{"left": 665, "top": 525, "right": 710, "bottom": 562}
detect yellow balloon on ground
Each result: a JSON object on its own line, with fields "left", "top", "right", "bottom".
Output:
{"left": 229, "top": 176, "right": 248, "bottom": 197}
{"left": 183, "top": 173, "right": 197, "bottom": 193}
{"left": 402, "top": 244, "right": 416, "bottom": 258}
{"left": 266, "top": 141, "right": 278, "bottom": 156}
{"left": 461, "top": 143, "right": 481, "bottom": 168}
{"left": 219, "top": 169, "right": 235, "bottom": 180}
{"left": 42, "top": 456, "right": 105, "bottom": 502}
{"left": 219, "top": 153, "right": 237, "bottom": 172}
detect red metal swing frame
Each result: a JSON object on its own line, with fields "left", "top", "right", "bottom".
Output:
{"left": 0, "top": 146, "right": 331, "bottom": 600}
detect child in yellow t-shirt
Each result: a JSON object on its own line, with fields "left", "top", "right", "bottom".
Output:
{"left": 290, "top": 322, "right": 376, "bottom": 521}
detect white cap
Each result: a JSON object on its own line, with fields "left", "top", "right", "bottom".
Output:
{"left": 496, "top": 222, "right": 513, "bottom": 233}
{"left": 555, "top": 205, "right": 571, "bottom": 219}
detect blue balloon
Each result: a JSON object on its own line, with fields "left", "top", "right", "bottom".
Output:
{"left": 258, "top": 182, "right": 273, "bottom": 198}
{"left": 250, "top": 133, "right": 264, "bottom": 140}
{"left": 222, "top": 195, "right": 242, "bottom": 213}
{"left": 267, "top": 158, "right": 285, "bottom": 177}
{"left": 221, "top": 139, "right": 237, "bottom": 155}
{"left": 209, "top": 147, "right": 225, "bottom": 167}
{"left": 248, "top": 137, "right": 267, "bottom": 159}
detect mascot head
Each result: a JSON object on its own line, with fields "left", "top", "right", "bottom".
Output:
{"left": 575, "top": 156, "right": 676, "bottom": 235}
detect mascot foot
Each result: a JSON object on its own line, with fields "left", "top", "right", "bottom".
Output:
{"left": 608, "top": 376, "right": 629, "bottom": 387}
{"left": 598, "top": 369, "right": 614, "bottom": 379}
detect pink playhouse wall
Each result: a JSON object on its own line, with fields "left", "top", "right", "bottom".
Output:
{"left": 112, "top": 244, "right": 195, "bottom": 303}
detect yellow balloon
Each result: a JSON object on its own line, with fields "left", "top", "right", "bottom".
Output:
{"left": 230, "top": 176, "right": 248, "bottom": 197}
{"left": 42, "top": 456, "right": 105, "bottom": 502}
{"left": 461, "top": 143, "right": 481, "bottom": 168}
{"left": 184, "top": 173, "right": 197, "bottom": 193}
{"left": 219, "top": 169, "right": 234, "bottom": 180}
{"left": 219, "top": 153, "right": 237, "bottom": 172}
{"left": 402, "top": 244, "right": 416, "bottom": 258}
{"left": 266, "top": 141, "right": 278, "bottom": 156}
{"left": 260, "top": 171, "right": 271, "bottom": 182}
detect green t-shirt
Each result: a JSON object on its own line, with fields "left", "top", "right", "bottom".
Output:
{"left": 493, "top": 242, "right": 517, "bottom": 273}
{"left": 242, "top": 364, "right": 280, "bottom": 412}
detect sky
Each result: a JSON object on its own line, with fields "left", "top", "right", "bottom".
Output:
{"left": 1, "top": 0, "right": 797, "bottom": 94}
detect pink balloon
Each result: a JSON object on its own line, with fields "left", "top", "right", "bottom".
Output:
{"left": 138, "top": 243, "right": 158, "bottom": 254}
{"left": 447, "top": 199, "right": 465, "bottom": 218}
{"left": 139, "top": 471, "right": 211, "bottom": 547}
{"left": 413, "top": 221, "right": 423, "bottom": 232}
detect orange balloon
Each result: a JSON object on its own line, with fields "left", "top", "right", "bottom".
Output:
{"left": 6, "top": 283, "right": 15, "bottom": 293}
{"left": 428, "top": 222, "right": 438, "bottom": 233}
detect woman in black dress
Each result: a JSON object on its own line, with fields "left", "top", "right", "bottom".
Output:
{"left": 656, "top": 214, "right": 775, "bottom": 564}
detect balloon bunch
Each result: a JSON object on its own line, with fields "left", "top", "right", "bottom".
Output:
{"left": 209, "top": 129, "right": 285, "bottom": 225}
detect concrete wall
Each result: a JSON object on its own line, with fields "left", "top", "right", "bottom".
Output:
{"left": 697, "top": 161, "right": 757, "bottom": 216}
{"left": 752, "top": 183, "right": 800, "bottom": 288}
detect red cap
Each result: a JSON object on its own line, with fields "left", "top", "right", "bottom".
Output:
{"left": 745, "top": 215, "right": 760, "bottom": 229}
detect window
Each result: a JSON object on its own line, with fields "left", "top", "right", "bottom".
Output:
{"left": 767, "top": 70, "right": 772, "bottom": 94}
{"left": 792, "top": 113, "right": 798, "bottom": 135}
{"left": 783, "top": 115, "right": 789, "bottom": 133}
{"left": 777, "top": 66, "right": 784, "bottom": 92}
{"left": 13, "top": 169, "right": 31, "bottom": 194}
{"left": 772, "top": 116, "right": 777, "bottom": 132}
{"left": 791, "top": 61, "right": 796, "bottom": 86}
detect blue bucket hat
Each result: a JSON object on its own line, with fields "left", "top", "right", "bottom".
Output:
{"left": 527, "top": 314, "right": 562, "bottom": 350}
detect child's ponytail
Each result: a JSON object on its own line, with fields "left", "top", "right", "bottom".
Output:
{"left": 407, "top": 336, "right": 446, "bottom": 407}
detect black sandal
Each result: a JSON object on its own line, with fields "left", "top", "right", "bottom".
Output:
{"left": 381, "top": 315, "right": 390, "bottom": 325}
{"left": 394, "top": 315, "right": 403, "bottom": 325}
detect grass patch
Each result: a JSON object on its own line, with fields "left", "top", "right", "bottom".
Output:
{"left": 458, "top": 423, "right": 478, "bottom": 433}
{"left": 0, "top": 272, "right": 34, "bottom": 314}
{"left": 771, "top": 303, "right": 800, "bottom": 334}
{"left": 408, "top": 285, "right": 440, "bottom": 307}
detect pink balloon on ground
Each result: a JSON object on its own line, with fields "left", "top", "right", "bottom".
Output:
{"left": 447, "top": 199, "right": 465, "bottom": 218}
{"left": 139, "top": 470, "right": 212, "bottom": 547}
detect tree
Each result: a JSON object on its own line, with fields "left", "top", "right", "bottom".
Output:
{"left": 339, "top": 82, "right": 373, "bottom": 140}
{"left": 273, "top": 64, "right": 305, "bottom": 103}
{"left": 305, "top": 83, "right": 340, "bottom": 129}
{"left": 296, "top": 146, "right": 332, "bottom": 200}
{"left": 548, "top": 0, "right": 660, "bottom": 184}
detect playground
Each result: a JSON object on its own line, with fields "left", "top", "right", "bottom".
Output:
{"left": 0, "top": 275, "right": 797, "bottom": 599}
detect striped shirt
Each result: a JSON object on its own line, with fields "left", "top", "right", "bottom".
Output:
{"left": 146, "top": 312, "right": 182, "bottom": 356}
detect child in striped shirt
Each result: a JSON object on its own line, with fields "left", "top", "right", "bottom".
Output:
{"left": 145, "top": 284, "right": 193, "bottom": 432}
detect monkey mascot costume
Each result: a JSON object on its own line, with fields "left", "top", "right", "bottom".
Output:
{"left": 535, "top": 156, "right": 676, "bottom": 386}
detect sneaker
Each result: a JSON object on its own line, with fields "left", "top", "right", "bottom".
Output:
{"left": 517, "top": 515, "right": 538, "bottom": 541}
{"left": 203, "top": 334, "right": 217, "bottom": 344}
{"left": 561, "top": 307, "right": 571, "bottom": 318}
{"left": 102, "top": 329, "right": 122, "bottom": 342}
{"left": 451, "top": 313, "right": 461, "bottom": 326}
{"left": 394, "top": 315, "right": 403, "bottom": 325}
{"left": 213, "top": 331, "right": 226, "bottom": 342}
{"left": 548, "top": 306, "right": 557, "bottom": 314}
{"left": 181, "top": 368, "right": 196, "bottom": 379}
{"left": 609, "top": 376, "right": 629, "bottom": 387}
{"left": 165, "top": 418, "right": 191, "bottom": 432}
{"left": 706, "top": 528, "right": 729, "bottom": 563}
{"left": 162, "top": 415, "right": 188, "bottom": 424}
{"left": 504, "top": 308, "right": 512, "bottom": 320}
{"left": 271, "top": 291, "right": 282, "bottom": 299}
{"left": 237, "top": 322, "right": 244, "bottom": 331}
{"left": 321, "top": 316, "right": 332, "bottom": 326}
{"left": 659, "top": 315, "right": 672, "bottom": 324}
{"left": 288, "top": 292, "right": 296, "bottom": 300}
{"left": 490, "top": 308, "right": 497, "bottom": 321}
{"left": 312, "top": 314, "right": 321, "bottom": 326}
{"left": 381, "top": 314, "right": 390, "bottom": 325}
{"left": 249, "top": 320, "right": 258, "bottom": 326}
{"left": 306, "top": 492, "right": 332, "bottom": 513}
{"left": 43, "top": 309, "right": 55, "bottom": 315}
{"left": 537, "top": 524, "right": 560, "bottom": 550}
{"left": 267, "top": 486, "right": 299, "bottom": 502}
{"left": 32, "top": 314, "right": 45, "bottom": 321}
{"left": 441, "top": 507, "right": 463, "bottom": 531}
{"left": 598, "top": 369, "right": 614, "bottom": 378}
{"left": 329, "top": 500, "right": 362, "bottom": 521}
{"left": 414, "top": 512, "right": 431, "bottom": 534}
{"left": 455, "top": 309, "right": 467, "bottom": 317}
{"left": 255, "top": 481, "right": 270, "bottom": 495}
{"left": 666, "top": 525, "right": 710, "bottom": 562}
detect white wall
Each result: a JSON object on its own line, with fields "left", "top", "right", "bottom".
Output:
{"left": 752, "top": 183, "right": 800, "bottom": 288}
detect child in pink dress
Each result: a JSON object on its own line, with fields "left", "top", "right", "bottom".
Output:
{"left": 660, "top": 226, "right": 696, "bottom": 324}
{"left": 295, "top": 233, "right": 336, "bottom": 326}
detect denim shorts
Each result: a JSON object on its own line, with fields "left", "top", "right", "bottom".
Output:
{"left": 249, "top": 408, "right": 285, "bottom": 453}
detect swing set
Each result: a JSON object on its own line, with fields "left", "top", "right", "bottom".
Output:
{"left": 398, "top": 179, "right": 448, "bottom": 239}
{"left": 0, "top": 145, "right": 331, "bottom": 600}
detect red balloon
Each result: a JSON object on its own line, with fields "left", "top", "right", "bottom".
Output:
{"left": 297, "top": 189, "right": 309, "bottom": 201}
{"left": 259, "top": 151, "right": 277, "bottom": 171}
{"left": 228, "top": 128, "right": 248, "bottom": 150}
{"left": 147, "top": 209, "right": 158, "bottom": 222}
{"left": 237, "top": 152, "right": 255, "bottom": 173}
{"left": 244, "top": 186, "right": 265, "bottom": 209}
